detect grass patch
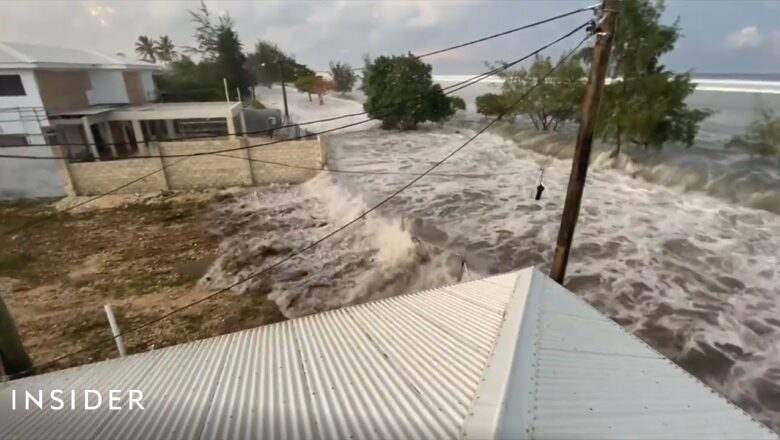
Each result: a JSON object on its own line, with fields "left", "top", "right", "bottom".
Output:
{"left": 0, "top": 252, "right": 36, "bottom": 275}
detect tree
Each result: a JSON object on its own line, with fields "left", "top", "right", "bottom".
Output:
{"left": 313, "top": 76, "right": 336, "bottom": 105}
{"left": 156, "top": 55, "right": 224, "bottom": 102}
{"left": 294, "top": 75, "right": 318, "bottom": 102}
{"left": 329, "top": 61, "right": 356, "bottom": 94}
{"left": 362, "top": 55, "right": 453, "bottom": 130}
{"left": 155, "top": 35, "right": 179, "bottom": 66}
{"left": 448, "top": 96, "right": 466, "bottom": 111}
{"left": 727, "top": 108, "right": 780, "bottom": 159}
{"left": 245, "top": 41, "right": 314, "bottom": 88}
{"left": 135, "top": 35, "right": 157, "bottom": 63}
{"left": 476, "top": 93, "right": 514, "bottom": 120}
{"left": 187, "top": 0, "right": 234, "bottom": 60}
{"left": 595, "top": 0, "right": 711, "bottom": 155}
{"left": 495, "top": 54, "right": 584, "bottom": 131}
{"left": 216, "top": 27, "right": 252, "bottom": 100}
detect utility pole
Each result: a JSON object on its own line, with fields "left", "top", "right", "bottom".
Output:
{"left": 278, "top": 60, "right": 290, "bottom": 122}
{"left": 550, "top": 0, "right": 618, "bottom": 284}
{"left": 0, "top": 293, "right": 33, "bottom": 379}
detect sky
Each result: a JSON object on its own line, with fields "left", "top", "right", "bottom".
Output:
{"left": 1, "top": 0, "right": 779, "bottom": 75}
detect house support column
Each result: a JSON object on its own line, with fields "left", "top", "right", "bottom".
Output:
{"left": 82, "top": 116, "right": 99, "bottom": 161}
{"left": 239, "top": 109, "right": 248, "bottom": 136}
{"left": 165, "top": 119, "right": 176, "bottom": 140}
{"left": 100, "top": 122, "right": 118, "bottom": 158}
{"left": 226, "top": 112, "right": 236, "bottom": 140}
{"left": 131, "top": 119, "right": 147, "bottom": 155}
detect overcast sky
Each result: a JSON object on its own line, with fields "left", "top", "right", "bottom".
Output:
{"left": 1, "top": 0, "right": 779, "bottom": 74}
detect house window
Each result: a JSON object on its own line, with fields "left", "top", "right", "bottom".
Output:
{"left": 0, "top": 135, "right": 28, "bottom": 146}
{"left": 0, "top": 75, "right": 26, "bottom": 96}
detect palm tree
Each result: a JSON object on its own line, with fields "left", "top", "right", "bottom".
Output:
{"left": 135, "top": 35, "right": 157, "bottom": 63}
{"left": 155, "top": 35, "right": 179, "bottom": 66}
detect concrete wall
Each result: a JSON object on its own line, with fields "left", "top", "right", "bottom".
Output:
{"left": 123, "top": 72, "right": 146, "bottom": 105}
{"left": 55, "top": 137, "right": 325, "bottom": 196}
{"left": 160, "top": 139, "right": 253, "bottom": 189}
{"left": 249, "top": 139, "right": 322, "bottom": 184}
{"left": 67, "top": 157, "right": 167, "bottom": 195}
{"left": 35, "top": 70, "right": 91, "bottom": 114}
{"left": 0, "top": 70, "right": 64, "bottom": 200}
{"left": 87, "top": 71, "right": 129, "bottom": 105}
{"left": 140, "top": 71, "right": 157, "bottom": 101}
{"left": 0, "top": 69, "right": 46, "bottom": 136}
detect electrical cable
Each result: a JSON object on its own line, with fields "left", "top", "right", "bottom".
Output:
{"left": 0, "top": 7, "right": 594, "bottom": 150}
{"left": 0, "top": 21, "right": 590, "bottom": 162}
{"left": 18, "top": 31, "right": 590, "bottom": 376}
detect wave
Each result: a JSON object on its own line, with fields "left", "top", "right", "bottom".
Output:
{"left": 433, "top": 75, "right": 780, "bottom": 94}
{"left": 476, "top": 120, "right": 780, "bottom": 215}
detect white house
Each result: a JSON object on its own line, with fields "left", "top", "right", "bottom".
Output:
{"left": 0, "top": 41, "right": 160, "bottom": 199}
{"left": 0, "top": 41, "right": 249, "bottom": 200}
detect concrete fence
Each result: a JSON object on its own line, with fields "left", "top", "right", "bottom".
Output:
{"left": 54, "top": 136, "right": 324, "bottom": 196}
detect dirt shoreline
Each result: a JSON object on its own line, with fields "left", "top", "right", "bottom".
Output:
{"left": 0, "top": 190, "right": 285, "bottom": 375}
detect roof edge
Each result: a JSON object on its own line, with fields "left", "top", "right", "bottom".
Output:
{"left": 461, "top": 266, "right": 540, "bottom": 439}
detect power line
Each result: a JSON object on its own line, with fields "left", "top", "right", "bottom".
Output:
{"left": 219, "top": 153, "right": 519, "bottom": 178}
{"left": 0, "top": 7, "right": 593, "bottom": 151}
{"left": 20, "top": 31, "right": 590, "bottom": 376}
{"left": 441, "top": 22, "right": 589, "bottom": 96}
{"left": 415, "top": 5, "right": 596, "bottom": 59}
{"left": 0, "top": 22, "right": 590, "bottom": 163}
{"left": 2, "top": 21, "right": 588, "bottom": 242}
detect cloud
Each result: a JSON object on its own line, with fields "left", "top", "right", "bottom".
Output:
{"left": 725, "top": 26, "right": 762, "bottom": 49}
{"left": 724, "top": 26, "right": 780, "bottom": 58}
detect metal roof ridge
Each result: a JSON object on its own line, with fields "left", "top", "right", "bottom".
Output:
{"left": 461, "top": 267, "right": 539, "bottom": 439}
{"left": 0, "top": 41, "right": 34, "bottom": 64}
{"left": 548, "top": 278, "right": 779, "bottom": 437}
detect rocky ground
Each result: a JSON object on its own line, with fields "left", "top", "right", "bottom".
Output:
{"left": 0, "top": 190, "right": 285, "bottom": 374}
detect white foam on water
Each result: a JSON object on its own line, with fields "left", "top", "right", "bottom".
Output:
{"left": 212, "top": 86, "right": 780, "bottom": 431}
{"left": 316, "top": 126, "right": 779, "bottom": 431}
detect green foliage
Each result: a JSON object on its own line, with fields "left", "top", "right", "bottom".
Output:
{"left": 135, "top": 35, "right": 157, "bottom": 63}
{"left": 250, "top": 99, "right": 266, "bottom": 109}
{"left": 215, "top": 27, "right": 252, "bottom": 99}
{"left": 475, "top": 93, "right": 513, "bottom": 120}
{"left": 448, "top": 96, "right": 466, "bottom": 111}
{"left": 245, "top": 41, "right": 314, "bottom": 87}
{"left": 329, "top": 61, "right": 357, "bottom": 93}
{"left": 187, "top": 0, "right": 234, "bottom": 60}
{"left": 596, "top": 0, "right": 711, "bottom": 152}
{"left": 158, "top": 2, "right": 251, "bottom": 102}
{"left": 494, "top": 54, "right": 585, "bottom": 130}
{"left": 155, "top": 36, "right": 179, "bottom": 65}
{"left": 727, "top": 108, "right": 780, "bottom": 158}
{"left": 362, "top": 55, "right": 453, "bottom": 130}
{"left": 157, "top": 3, "right": 251, "bottom": 102}
{"left": 156, "top": 56, "right": 224, "bottom": 102}
{"left": 295, "top": 75, "right": 318, "bottom": 102}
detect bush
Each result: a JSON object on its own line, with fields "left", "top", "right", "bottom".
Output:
{"left": 362, "top": 55, "right": 453, "bottom": 130}
{"left": 250, "top": 99, "right": 265, "bottom": 109}
{"left": 329, "top": 61, "right": 357, "bottom": 93}
{"left": 476, "top": 93, "right": 512, "bottom": 119}
{"left": 448, "top": 96, "right": 466, "bottom": 111}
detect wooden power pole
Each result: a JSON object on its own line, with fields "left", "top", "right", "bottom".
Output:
{"left": 550, "top": 0, "right": 618, "bottom": 284}
{"left": 0, "top": 293, "right": 33, "bottom": 379}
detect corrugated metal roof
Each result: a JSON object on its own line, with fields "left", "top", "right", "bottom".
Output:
{"left": 464, "top": 269, "right": 776, "bottom": 440}
{"left": 0, "top": 41, "right": 159, "bottom": 70}
{"left": 0, "top": 268, "right": 774, "bottom": 439}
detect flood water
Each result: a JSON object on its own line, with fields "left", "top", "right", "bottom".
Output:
{"left": 206, "top": 78, "right": 780, "bottom": 431}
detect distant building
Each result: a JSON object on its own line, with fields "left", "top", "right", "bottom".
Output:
{"left": 0, "top": 41, "right": 248, "bottom": 200}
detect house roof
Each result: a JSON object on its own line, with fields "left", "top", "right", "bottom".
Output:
{"left": 0, "top": 268, "right": 774, "bottom": 439}
{"left": 0, "top": 41, "right": 160, "bottom": 71}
